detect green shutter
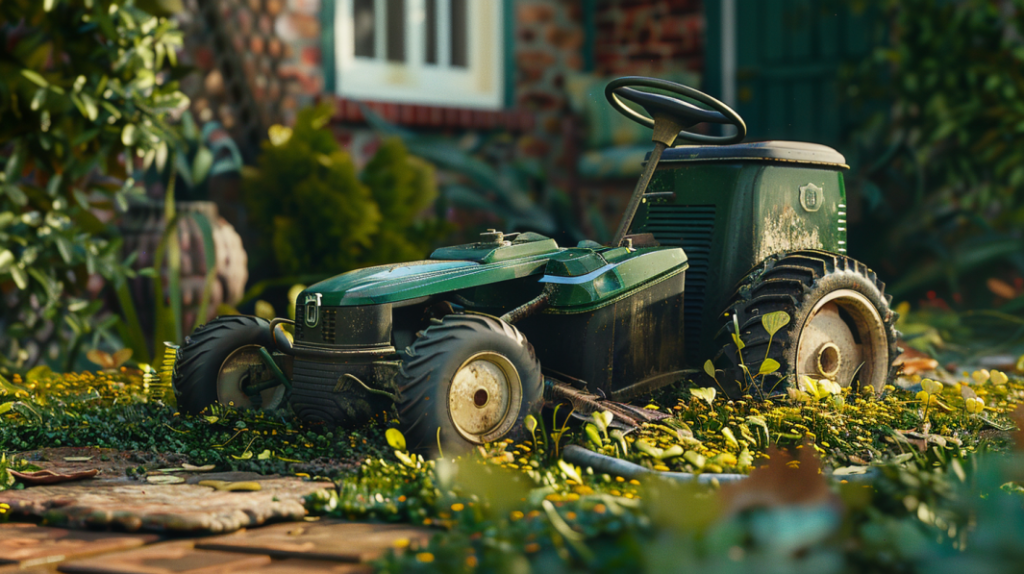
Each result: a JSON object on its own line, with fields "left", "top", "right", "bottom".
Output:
{"left": 321, "top": 0, "right": 336, "bottom": 93}
{"left": 706, "top": 1, "right": 880, "bottom": 148}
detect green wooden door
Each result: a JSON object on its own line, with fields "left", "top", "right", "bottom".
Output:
{"left": 706, "top": 0, "right": 879, "bottom": 146}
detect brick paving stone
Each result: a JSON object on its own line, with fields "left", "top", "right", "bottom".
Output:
{"left": 195, "top": 519, "right": 435, "bottom": 562}
{"left": 0, "top": 566, "right": 59, "bottom": 574}
{"left": 0, "top": 477, "right": 332, "bottom": 533}
{"left": 57, "top": 541, "right": 271, "bottom": 574}
{"left": 0, "top": 523, "right": 157, "bottom": 569}
{"left": 249, "top": 559, "right": 372, "bottom": 573}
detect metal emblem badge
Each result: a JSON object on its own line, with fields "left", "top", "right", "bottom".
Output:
{"left": 799, "top": 183, "right": 823, "bottom": 213}
{"left": 304, "top": 293, "right": 322, "bottom": 328}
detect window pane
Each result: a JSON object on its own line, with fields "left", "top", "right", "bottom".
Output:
{"left": 386, "top": 0, "right": 406, "bottom": 62}
{"left": 353, "top": 0, "right": 375, "bottom": 58}
{"left": 450, "top": 0, "right": 467, "bottom": 67}
{"left": 425, "top": 0, "right": 437, "bottom": 64}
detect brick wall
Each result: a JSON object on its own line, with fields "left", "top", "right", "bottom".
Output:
{"left": 595, "top": 0, "right": 705, "bottom": 77}
{"left": 177, "top": 0, "right": 325, "bottom": 141}
{"left": 513, "top": 0, "right": 584, "bottom": 165}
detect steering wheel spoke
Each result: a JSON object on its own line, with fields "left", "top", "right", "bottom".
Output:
{"left": 605, "top": 76, "right": 746, "bottom": 145}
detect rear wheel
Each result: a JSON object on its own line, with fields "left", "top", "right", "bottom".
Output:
{"left": 396, "top": 314, "right": 544, "bottom": 456}
{"left": 172, "top": 316, "right": 286, "bottom": 414}
{"left": 714, "top": 251, "right": 899, "bottom": 396}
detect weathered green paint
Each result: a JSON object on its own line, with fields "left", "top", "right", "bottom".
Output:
{"left": 303, "top": 240, "right": 688, "bottom": 314}
{"left": 542, "top": 250, "right": 607, "bottom": 277}
{"left": 543, "top": 248, "right": 688, "bottom": 311}
{"left": 631, "top": 158, "right": 847, "bottom": 360}
{"left": 430, "top": 238, "right": 560, "bottom": 263}
{"left": 304, "top": 258, "right": 543, "bottom": 306}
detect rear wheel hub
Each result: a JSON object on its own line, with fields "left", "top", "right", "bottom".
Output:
{"left": 795, "top": 289, "right": 889, "bottom": 391}
{"left": 217, "top": 345, "right": 286, "bottom": 410}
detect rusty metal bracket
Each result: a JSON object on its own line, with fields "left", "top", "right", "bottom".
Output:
{"left": 545, "top": 376, "right": 670, "bottom": 430}
{"left": 500, "top": 286, "right": 553, "bottom": 325}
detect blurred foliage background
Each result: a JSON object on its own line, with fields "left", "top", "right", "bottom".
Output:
{"left": 0, "top": 0, "right": 188, "bottom": 370}
{"left": 243, "top": 105, "right": 448, "bottom": 280}
{"left": 842, "top": 0, "right": 1024, "bottom": 362}
{"left": 3, "top": 0, "right": 1024, "bottom": 372}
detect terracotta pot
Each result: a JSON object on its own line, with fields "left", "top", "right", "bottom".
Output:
{"left": 120, "top": 199, "right": 248, "bottom": 342}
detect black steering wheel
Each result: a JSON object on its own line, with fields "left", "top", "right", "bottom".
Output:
{"left": 605, "top": 77, "right": 747, "bottom": 145}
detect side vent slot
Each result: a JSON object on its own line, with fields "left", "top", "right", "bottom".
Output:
{"left": 294, "top": 307, "right": 305, "bottom": 341}
{"left": 642, "top": 204, "right": 717, "bottom": 363}
{"left": 322, "top": 309, "right": 337, "bottom": 344}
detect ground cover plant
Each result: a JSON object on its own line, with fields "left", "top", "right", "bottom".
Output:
{"left": 2, "top": 330, "right": 1024, "bottom": 572}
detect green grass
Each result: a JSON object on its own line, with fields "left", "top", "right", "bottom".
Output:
{"left": 3, "top": 366, "right": 1024, "bottom": 572}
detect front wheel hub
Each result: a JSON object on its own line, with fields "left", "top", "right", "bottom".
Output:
{"left": 448, "top": 352, "right": 523, "bottom": 444}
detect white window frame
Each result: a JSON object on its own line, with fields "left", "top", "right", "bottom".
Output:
{"left": 334, "top": 0, "right": 504, "bottom": 109}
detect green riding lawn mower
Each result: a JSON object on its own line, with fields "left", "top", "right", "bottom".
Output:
{"left": 171, "top": 76, "right": 900, "bottom": 454}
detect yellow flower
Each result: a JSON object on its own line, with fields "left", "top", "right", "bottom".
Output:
{"left": 921, "top": 378, "right": 942, "bottom": 395}
{"left": 971, "top": 369, "right": 991, "bottom": 385}
{"left": 416, "top": 552, "right": 435, "bottom": 563}
{"left": 916, "top": 390, "right": 940, "bottom": 407}
{"left": 966, "top": 397, "right": 985, "bottom": 414}
{"left": 790, "top": 376, "right": 842, "bottom": 402}
{"left": 268, "top": 124, "right": 293, "bottom": 146}
{"left": 991, "top": 370, "right": 1009, "bottom": 386}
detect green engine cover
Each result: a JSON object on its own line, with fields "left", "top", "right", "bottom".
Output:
{"left": 630, "top": 140, "right": 849, "bottom": 363}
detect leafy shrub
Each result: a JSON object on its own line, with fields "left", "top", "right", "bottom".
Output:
{"left": 844, "top": 0, "right": 1024, "bottom": 303}
{"left": 244, "top": 104, "right": 447, "bottom": 278}
{"left": 0, "top": 0, "right": 189, "bottom": 369}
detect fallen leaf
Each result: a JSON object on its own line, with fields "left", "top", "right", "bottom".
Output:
{"left": 833, "top": 466, "right": 870, "bottom": 476}
{"left": 182, "top": 463, "right": 216, "bottom": 472}
{"left": 199, "top": 480, "right": 262, "bottom": 492}
{"left": 63, "top": 456, "right": 95, "bottom": 462}
{"left": 146, "top": 475, "right": 185, "bottom": 484}
{"left": 896, "top": 354, "right": 939, "bottom": 375}
{"left": 10, "top": 469, "right": 99, "bottom": 485}
{"left": 719, "top": 442, "right": 835, "bottom": 516}
{"left": 987, "top": 277, "right": 1017, "bottom": 299}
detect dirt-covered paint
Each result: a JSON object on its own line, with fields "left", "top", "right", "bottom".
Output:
{"left": 755, "top": 203, "right": 823, "bottom": 262}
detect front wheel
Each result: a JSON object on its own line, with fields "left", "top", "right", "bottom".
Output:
{"left": 715, "top": 251, "right": 900, "bottom": 396}
{"left": 172, "top": 315, "right": 287, "bottom": 414}
{"left": 395, "top": 314, "right": 544, "bottom": 456}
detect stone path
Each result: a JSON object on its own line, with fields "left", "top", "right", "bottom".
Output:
{"left": 0, "top": 449, "right": 435, "bottom": 573}
{"left": 0, "top": 520, "right": 434, "bottom": 573}
{"left": 0, "top": 474, "right": 330, "bottom": 533}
